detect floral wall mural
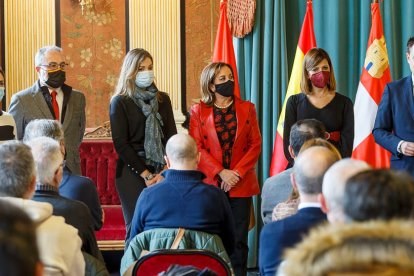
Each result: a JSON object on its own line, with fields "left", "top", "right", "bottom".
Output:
{"left": 60, "top": 0, "right": 126, "bottom": 127}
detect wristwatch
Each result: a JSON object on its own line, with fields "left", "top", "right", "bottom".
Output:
{"left": 144, "top": 173, "right": 155, "bottom": 181}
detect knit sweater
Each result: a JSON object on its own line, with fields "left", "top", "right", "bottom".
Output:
{"left": 129, "top": 169, "right": 236, "bottom": 255}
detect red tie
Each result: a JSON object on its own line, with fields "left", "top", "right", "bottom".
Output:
{"left": 51, "top": 91, "right": 60, "bottom": 121}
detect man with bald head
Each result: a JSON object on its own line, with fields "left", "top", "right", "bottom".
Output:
{"left": 319, "top": 158, "right": 370, "bottom": 223}
{"left": 259, "top": 146, "right": 340, "bottom": 276}
{"left": 128, "top": 133, "right": 235, "bottom": 254}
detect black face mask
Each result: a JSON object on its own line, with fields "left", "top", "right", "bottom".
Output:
{"left": 215, "top": 80, "right": 235, "bottom": 97}
{"left": 46, "top": 70, "right": 66, "bottom": 88}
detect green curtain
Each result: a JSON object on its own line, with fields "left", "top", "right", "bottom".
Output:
{"left": 234, "top": 0, "right": 414, "bottom": 268}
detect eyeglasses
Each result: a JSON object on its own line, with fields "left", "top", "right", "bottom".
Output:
{"left": 40, "top": 62, "right": 69, "bottom": 71}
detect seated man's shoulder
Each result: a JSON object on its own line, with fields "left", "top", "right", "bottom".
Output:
{"left": 61, "top": 173, "right": 96, "bottom": 192}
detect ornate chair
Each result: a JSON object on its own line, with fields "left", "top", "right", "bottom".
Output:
{"left": 81, "top": 122, "right": 125, "bottom": 250}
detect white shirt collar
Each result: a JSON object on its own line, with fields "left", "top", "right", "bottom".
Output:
{"left": 298, "top": 202, "right": 321, "bottom": 210}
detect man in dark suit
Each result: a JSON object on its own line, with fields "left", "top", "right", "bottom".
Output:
{"left": 23, "top": 119, "right": 103, "bottom": 231}
{"left": 9, "top": 46, "right": 85, "bottom": 175}
{"left": 259, "top": 146, "right": 339, "bottom": 276}
{"left": 27, "top": 136, "right": 103, "bottom": 263}
{"left": 373, "top": 37, "right": 414, "bottom": 177}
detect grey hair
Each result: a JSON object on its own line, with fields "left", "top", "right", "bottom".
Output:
{"left": 322, "top": 158, "right": 370, "bottom": 213}
{"left": 34, "top": 46, "right": 62, "bottom": 67}
{"left": 27, "top": 137, "right": 63, "bottom": 185}
{"left": 166, "top": 134, "right": 198, "bottom": 163}
{"left": 23, "top": 119, "right": 64, "bottom": 143}
{"left": 294, "top": 146, "right": 339, "bottom": 195}
{"left": 0, "top": 141, "right": 35, "bottom": 198}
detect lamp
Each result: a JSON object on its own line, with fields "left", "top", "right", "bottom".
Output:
{"left": 79, "top": 0, "right": 94, "bottom": 15}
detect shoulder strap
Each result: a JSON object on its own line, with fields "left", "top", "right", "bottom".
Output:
{"left": 170, "top": 228, "right": 185, "bottom": 249}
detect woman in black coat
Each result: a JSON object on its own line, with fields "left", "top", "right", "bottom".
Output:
{"left": 109, "top": 48, "right": 177, "bottom": 240}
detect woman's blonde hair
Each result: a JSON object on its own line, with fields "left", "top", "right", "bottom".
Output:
{"left": 299, "top": 138, "right": 342, "bottom": 160}
{"left": 300, "top": 48, "right": 336, "bottom": 94}
{"left": 113, "top": 48, "right": 161, "bottom": 101}
{"left": 200, "top": 62, "right": 233, "bottom": 105}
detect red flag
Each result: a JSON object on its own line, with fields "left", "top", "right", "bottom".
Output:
{"left": 352, "top": 2, "right": 391, "bottom": 167}
{"left": 269, "top": 1, "right": 317, "bottom": 176}
{"left": 212, "top": 0, "right": 241, "bottom": 98}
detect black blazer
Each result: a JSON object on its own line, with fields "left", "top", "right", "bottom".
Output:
{"left": 259, "top": 207, "right": 327, "bottom": 276}
{"left": 109, "top": 91, "right": 177, "bottom": 177}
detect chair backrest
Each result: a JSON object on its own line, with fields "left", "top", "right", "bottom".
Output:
{"left": 129, "top": 249, "right": 231, "bottom": 276}
{"left": 121, "top": 228, "right": 232, "bottom": 274}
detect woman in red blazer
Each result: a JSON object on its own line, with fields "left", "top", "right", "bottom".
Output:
{"left": 189, "top": 62, "right": 261, "bottom": 275}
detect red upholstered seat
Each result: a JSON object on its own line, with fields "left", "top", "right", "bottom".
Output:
{"left": 127, "top": 250, "right": 232, "bottom": 276}
{"left": 80, "top": 139, "right": 125, "bottom": 249}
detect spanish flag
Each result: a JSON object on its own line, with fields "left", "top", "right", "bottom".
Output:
{"left": 352, "top": 2, "right": 391, "bottom": 167}
{"left": 212, "top": 0, "right": 241, "bottom": 98}
{"left": 269, "top": 0, "right": 316, "bottom": 176}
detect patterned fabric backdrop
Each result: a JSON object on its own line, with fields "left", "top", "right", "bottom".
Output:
{"left": 60, "top": 0, "right": 126, "bottom": 127}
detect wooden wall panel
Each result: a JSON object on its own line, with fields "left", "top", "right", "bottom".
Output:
{"left": 4, "top": 0, "right": 55, "bottom": 106}
{"left": 129, "top": 0, "right": 181, "bottom": 114}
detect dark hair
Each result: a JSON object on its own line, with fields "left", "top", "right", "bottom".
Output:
{"left": 289, "top": 119, "right": 326, "bottom": 155}
{"left": 300, "top": 48, "right": 336, "bottom": 94}
{"left": 344, "top": 169, "right": 414, "bottom": 222}
{"left": 0, "top": 200, "right": 40, "bottom": 276}
{"left": 407, "top": 36, "right": 414, "bottom": 53}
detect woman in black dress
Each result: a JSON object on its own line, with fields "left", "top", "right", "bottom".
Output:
{"left": 109, "top": 48, "right": 177, "bottom": 240}
{"left": 283, "top": 48, "right": 354, "bottom": 166}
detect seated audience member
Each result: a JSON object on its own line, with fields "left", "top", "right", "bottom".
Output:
{"left": 0, "top": 200, "right": 43, "bottom": 276}
{"left": 271, "top": 138, "right": 342, "bottom": 222}
{"left": 259, "top": 146, "right": 339, "bottom": 276}
{"left": 128, "top": 133, "right": 235, "bottom": 255}
{"left": 279, "top": 220, "right": 414, "bottom": 276}
{"left": 23, "top": 119, "right": 103, "bottom": 230}
{"left": 319, "top": 158, "right": 370, "bottom": 224}
{"left": 261, "top": 119, "right": 326, "bottom": 224}
{"left": 0, "top": 66, "right": 16, "bottom": 143}
{"left": 344, "top": 169, "right": 414, "bottom": 222}
{"left": 27, "top": 137, "right": 103, "bottom": 262}
{"left": 0, "top": 141, "right": 85, "bottom": 275}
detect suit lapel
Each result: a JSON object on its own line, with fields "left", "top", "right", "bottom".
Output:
{"left": 403, "top": 76, "right": 414, "bottom": 121}
{"left": 62, "top": 96, "right": 73, "bottom": 133}
{"left": 31, "top": 84, "right": 54, "bottom": 119}
{"left": 235, "top": 99, "right": 249, "bottom": 141}
{"left": 201, "top": 103, "right": 221, "bottom": 147}
{"left": 61, "top": 85, "right": 73, "bottom": 132}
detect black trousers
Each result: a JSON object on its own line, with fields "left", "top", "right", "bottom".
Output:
{"left": 228, "top": 197, "right": 251, "bottom": 276}
{"left": 115, "top": 164, "right": 146, "bottom": 241}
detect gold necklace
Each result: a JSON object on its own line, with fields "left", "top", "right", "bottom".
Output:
{"left": 214, "top": 99, "right": 234, "bottom": 109}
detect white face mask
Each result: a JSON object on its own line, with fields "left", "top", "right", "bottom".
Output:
{"left": 135, "top": 70, "right": 155, "bottom": 88}
{"left": 0, "top": 87, "right": 4, "bottom": 101}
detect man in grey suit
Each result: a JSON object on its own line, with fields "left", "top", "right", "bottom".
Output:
{"left": 261, "top": 119, "right": 326, "bottom": 224}
{"left": 9, "top": 45, "right": 85, "bottom": 175}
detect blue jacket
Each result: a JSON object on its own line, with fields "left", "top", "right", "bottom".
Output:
{"left": 129, "top": 169, "right": 235, "bottom": 255}
{"left": 259, "top": 207, "right": 327, "bottom": 276}
{"left": 373, "top": 75, "right": 414, "bottom": 177}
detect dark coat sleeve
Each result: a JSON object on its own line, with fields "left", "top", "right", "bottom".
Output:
{"left": 339, "top": 96, "right": 354, "bottom": 158}
{"left": 283, "top": 95, "right": 297, "bottom": 165}
{"left": 373, "top": 84, "right": 401, "bottom": 155}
